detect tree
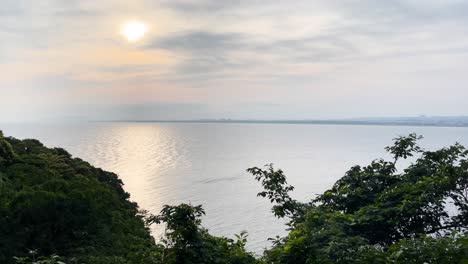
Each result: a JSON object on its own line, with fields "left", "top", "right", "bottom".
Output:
{"left": 150, "top": 203, "right": 258, "bottom": 264}
{"left": 246, "top": 164, "right": 304, "bottom": 220}
{"left": 249, "top": 134, "right": 468, "bottom": 263}
{"left": 0, "top": 131, "right": 160, "bottom": 263}
{"left": 3, "top": 130, "right": 468, "bottom": 263}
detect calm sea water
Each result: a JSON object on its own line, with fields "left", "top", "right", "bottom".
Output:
{"left": 2, "top": 122, "right": 468, "bottom": 251}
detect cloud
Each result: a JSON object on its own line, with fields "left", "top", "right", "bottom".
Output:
{"left": 3, "top": 0, "right": 468, "bottom": 120}
{"left": 149, "top": 31, "right": 244, "bottom": 52}
{"left": 158, "top": 0, "right": 245, "bottom": 14}
{"left": 145, "top": 31, "right": 249, "bottom": 77}
{"left": 0, "top": 4, "right": 21, "bottom": 16}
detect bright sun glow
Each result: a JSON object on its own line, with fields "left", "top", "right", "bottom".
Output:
{"left": 121, "top": 21, "right": 148, "bottom": 42}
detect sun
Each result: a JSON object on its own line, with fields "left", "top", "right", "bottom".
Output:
{"left": 121, "top": 21, "right": 148, "bottom": 42}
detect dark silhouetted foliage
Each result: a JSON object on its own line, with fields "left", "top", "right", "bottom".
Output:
{"left": 0, "top": 131, "right": 257, "bottom": 264}
{"left": 2, "top": 130, "right": 467, "bottom": 263}
{"left": 149, "top": 204, "right": 258, "bottom": 264}
{"left": 0, "top": 131, "right": 161, "bottom": 263}
{"left": 249, "top": 134, "right": 468, "bottom": 263}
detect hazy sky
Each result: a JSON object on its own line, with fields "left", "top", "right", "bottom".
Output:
{"left": 2, "top": 0, "right": 468, "bottom": 121}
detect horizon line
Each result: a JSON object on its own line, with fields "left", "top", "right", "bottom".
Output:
{"left": 93, "top": 116, "right": 468, "bottom": 128}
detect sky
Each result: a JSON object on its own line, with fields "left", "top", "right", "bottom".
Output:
{"left": 1, "top": 0, "right": 468, "bottom": 121}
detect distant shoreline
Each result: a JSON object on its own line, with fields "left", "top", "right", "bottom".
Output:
{"left": 96, "top": 119, "right": 468, "bottom": 128}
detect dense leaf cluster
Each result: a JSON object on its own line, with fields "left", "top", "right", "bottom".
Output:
{"left": 0, "top": 131, "right": 257, "bottom": 264}
{"left": 149, "top": 204, "right": 258, "bottom": 264}
{"left": 248, "top": 133, "right": 468, "bottom": 263}
{"left": 0, "top": 131, "right": 160, "bottom": 263}
{"left": 2, "top": 130, "right": 468, "bottom": 263}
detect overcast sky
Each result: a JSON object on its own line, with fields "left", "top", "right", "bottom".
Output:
{"left": 1, "top": 0, "right": 468, "bottom": 121}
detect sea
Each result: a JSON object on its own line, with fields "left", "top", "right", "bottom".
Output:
{"left": 2, "top": 122, "right": 468, "bottom": 252}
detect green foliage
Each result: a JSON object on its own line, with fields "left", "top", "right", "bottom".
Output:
{"left": 0, "top": 131, "right": 160, "bottom": 263}
{"left": 13, "top": 250, "right": 65, "bottom": 264}
{"left": 3, "top": 129, "right": 468, "bottom": 263}
{"left": 249, "top": 134, "right": 468, "bottom": 263}
{"left": 384, "top": 133, "right": 423, "bottom": 163}
{"left": 0, "top": 131, "right": 18, "bottom": 168}
{"left": 150, "top": 204, "right": 258, "bottom": 264}
{"left": 356, "top": 234, "right": 468, "bottom": 263}
{"left": 153, "top": 204, "right": 206, "bottom": 248}
{"left": 246, "top": 164, "right": 304, "bottom": 219}
{"left": 0, "top": 131, "right": 256, "bottom": 264}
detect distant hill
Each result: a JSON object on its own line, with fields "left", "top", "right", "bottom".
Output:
{"left": 346, "top": 115, "right": 468, "bottom": 127}
{"left": 103, "top": 116, "right": 468, "bottom": 127}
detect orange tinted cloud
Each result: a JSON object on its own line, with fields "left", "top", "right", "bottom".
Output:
{"left": 80, "top": 45, "right": 177, "bottom": 66}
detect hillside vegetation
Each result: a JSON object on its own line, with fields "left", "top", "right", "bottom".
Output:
{"left": 1, "top": 131, "right": 467, "bottom": 263}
